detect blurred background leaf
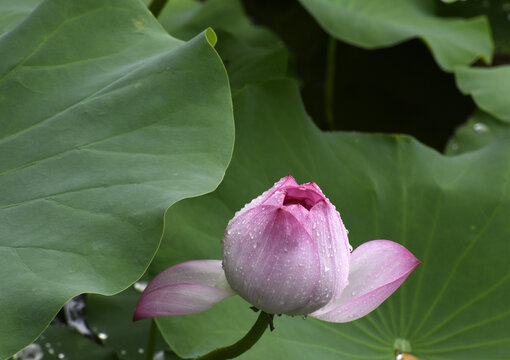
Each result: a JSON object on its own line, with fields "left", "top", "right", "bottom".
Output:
{"left": 297, "top": 0, "right": 493, "bottom": 71}
{"left": 445, "top": 110, "right": 510, "bottom": 155}
{"left": 158, "top": 0, "right": 289, "bottom": 91}
{"left": 455, "top": 65, "right": 510, "bottom": 122}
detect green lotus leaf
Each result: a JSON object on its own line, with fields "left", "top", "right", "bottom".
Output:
{"left": 298, "top": 0, "right": 493, "bottom": 71}
{"left": 436, "top": 0, "right": 510, "bottom": 55}
{"left": 0, "top": 0, "right": 39, "bottom": 36}
{"left": 445, "top": 109, "right": 510, "bottom": 155}
{"left": 0, "top": 0, "right": 233, "bottom": 357}
{"left": 152, "top": 79, "right": 510, "bottom": 359}
{"left": 456, "top": 65, "right": 510, "bottom": 122}
{"left": 157, "top": 0, "right": 288, "bottom": 91}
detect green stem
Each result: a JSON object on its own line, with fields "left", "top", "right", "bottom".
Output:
{"left": 146, "top": 320, "right": 158, "bottom": 360}
{"left": 148, "top": 0, "right": 168, "bottom": 18}
{"left": 195, "top": 312, "right": 271, "bottom": 360}
{"left": 325, "top": 36, "right": 337, "bottom": 131}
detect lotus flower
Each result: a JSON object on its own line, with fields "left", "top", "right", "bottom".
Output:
{"left": 134, "top": 175, "right": 420, "bottom": 322}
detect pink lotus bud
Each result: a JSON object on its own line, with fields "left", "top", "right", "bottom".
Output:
{"left": 134, "top": 175, "right": 420, "bottom": 323}
{"left": 222, "top": 175, "right": 351, "bottom": 315}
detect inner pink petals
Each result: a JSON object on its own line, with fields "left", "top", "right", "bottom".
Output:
{"left": 283, "top": 187, "right": 324, "bottom": 210}
{"left": 310, "top": 240, "right": 420, "bottom": 322}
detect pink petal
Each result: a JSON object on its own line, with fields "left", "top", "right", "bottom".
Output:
{"left": 303, "top": 200, "right": 351, "bottom": 309}
{"left": 283, "top": 187, "right": 324, "bottom": 210}
{"left": 310, "top": 240, "right": 420, "bottom": 322}
{"left": 235, "top": 175, "right": 298, "bottom": 216}
{"left": 133, "top": 260, "right": 235, "bottom": 321}
{"left": 223, "top": 205, "right": 324, "bottom": 315}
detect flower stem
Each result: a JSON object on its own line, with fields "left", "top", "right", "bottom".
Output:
{"left": 148, "top": 0, "right": 168, "bottom": 18}
{"left": 146, "top": 319, "right": 158, "bottom": 360}
{"left": 324, "top": 36, "right": 337, "bottom": 130}
{"left": 195, "top": 312, "right": 271, "bottom": 360}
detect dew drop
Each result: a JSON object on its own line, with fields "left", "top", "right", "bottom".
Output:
{"left": 58, "top": 353, "right": 66, "bottom": 359}
{"left": 120, "top": 349, "right": 127, "bottom": 356}
{"left": 138, "top": 348, "right": 145, "bottom": 354}
{"left": 13, "top": 344, "right": 43, "bottom": 360}
{"left": 450, "top": 142, "right": 459, "bottom": 151}
{"left": 153, "top": 350, "right": 166, "bottom": 360}
{"left": 98, "top": 332, "right": 108, "bottom": 341}
{"left": 227, "top": 229, "right": 232, "bottom": 235}
{"left": 48, "top": 348, "right": 55, "bottom": 355}
{"left": 133, "top": 281, "right": 147, "bottom": 293}
{"left": 473, "top": 122, "right": 489, "bottom": 134}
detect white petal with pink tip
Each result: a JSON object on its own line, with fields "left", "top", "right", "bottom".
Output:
{"left": 310, "top": 240, "right": 420, "bottom": 322}
{"left": 133, "top": 260, "right": 235, "bottom": 321}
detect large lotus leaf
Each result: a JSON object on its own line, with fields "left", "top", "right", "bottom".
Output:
{"left": 455, "top": 65, "right": 510, "bottom": 123}
{"left": 297, "top": 0, "right": 493, "bottom": 71}
{"left": 150, "top": 80, "right": 510, "bottom": 359}
{"left": 437, "top": 0, "right": 510, "bottom": 55}
{"left": 157, "top": 0, "right": 288, "bottom": 91}
{"left": 0, "top": 0, "right": 234, "bottom": 357}
{"left": 445, "top": 110, "right": 510, "bottom": 156}
{"left": 0, "top": 0, "right": 39, "bottom": 35}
